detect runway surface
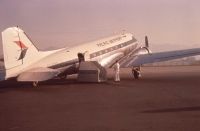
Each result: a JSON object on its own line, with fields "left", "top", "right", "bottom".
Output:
{"left": 1, "top": 66, "right": 200, "bottom": 131}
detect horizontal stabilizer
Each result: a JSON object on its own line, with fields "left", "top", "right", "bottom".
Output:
{"left": 17, "top": 67, "right": 60, "bottom": 82}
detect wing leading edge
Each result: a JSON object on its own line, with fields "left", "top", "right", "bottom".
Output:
{"left": 121, "top": 48, "right": 200, "bottom": 67}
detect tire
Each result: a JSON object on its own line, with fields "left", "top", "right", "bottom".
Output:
{"left": 134, "top": 70, "right": 139, "bottom": 79}
{"left": 33, "top": 81, "right": 39, "bottom": 87}
{"left": 132, "top": 68, "right": 141, "bottom": 79}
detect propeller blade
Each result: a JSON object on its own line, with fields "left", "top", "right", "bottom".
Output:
{"left": 145, "top": 36, "right": 149, "bottom": 48}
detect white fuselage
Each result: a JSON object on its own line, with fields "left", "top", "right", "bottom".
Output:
{"left": 7, "top": 33, "right": 138, "bottom": 78}
{"left": 34, "top": 33, "right": 137, "bottom": 68}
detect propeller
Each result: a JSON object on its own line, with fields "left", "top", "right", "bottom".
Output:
{"left": 145, "top": 36, "right": 149, "bottom": 48}
{"left": 140, "top": 36, "right": 151, "bottom": 54}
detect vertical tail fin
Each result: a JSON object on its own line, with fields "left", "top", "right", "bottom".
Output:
{"left": 2, "top": 27, "right": 42, "bottom": 79}
{"left": 2, "top": 27, "right": 39, "bottom": 70}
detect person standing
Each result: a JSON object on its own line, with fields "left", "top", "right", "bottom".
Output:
{"left": 114, "top": 61, "right": 120, "bottom": 82}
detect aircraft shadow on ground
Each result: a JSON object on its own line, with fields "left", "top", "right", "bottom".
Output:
{"left": 0, "top": 78, "right": 109, "bottom": 88}
{"left": 141, "top": 106, "right": 200, "bottom": 113}
{"left": 0, "top": 79, "right": 75, "bottom": 88}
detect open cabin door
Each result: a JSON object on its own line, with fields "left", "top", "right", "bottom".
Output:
{"left": 77, "top": 51, "right": 90, "bottom": 63}
{"left": 78, "top": 53, "right": 85, "bottom": 63}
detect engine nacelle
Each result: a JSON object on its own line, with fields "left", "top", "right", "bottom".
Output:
{"left": 135, "top": 47, "right": 152, "bottom": 55}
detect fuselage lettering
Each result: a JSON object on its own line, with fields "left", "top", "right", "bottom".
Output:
{"left": 97, "top": 36, "right": 122, "bottom": 47}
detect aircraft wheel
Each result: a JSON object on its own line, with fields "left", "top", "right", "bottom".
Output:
{"left": 33, "top": 81, "right": 39, "bottom": 87}
{"left": 60, "top": 75, "right": 67, "bottom": 80}
{"left": 132, "top": 68, "right": 141, "bottom": 79}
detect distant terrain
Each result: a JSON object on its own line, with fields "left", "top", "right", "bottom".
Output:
{"left": 0, "top": 56, "right": 4, "bottom": 70}
{"left": 0, "top": 62, "right": 4, "bottom": 70}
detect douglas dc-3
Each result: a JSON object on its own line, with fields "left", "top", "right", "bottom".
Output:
{"left": 1, "top": 27, "right": 200, "bottom": 87}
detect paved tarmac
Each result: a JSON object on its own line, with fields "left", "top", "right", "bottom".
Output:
{"left": 1, "top": 66, "right": 200, "bottom": 131}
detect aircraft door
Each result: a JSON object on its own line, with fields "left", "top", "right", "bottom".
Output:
{"left": 78, "top": 53, "right": 85, "bottom": 63}
{"left": 78, "top": 51, "right": 89, "bottom": 63}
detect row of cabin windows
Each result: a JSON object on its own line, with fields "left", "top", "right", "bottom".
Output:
{"left": 90, "top": 39, "right": 135, "bottom": 59}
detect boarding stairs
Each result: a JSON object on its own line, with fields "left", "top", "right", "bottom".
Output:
{"left": 77, "top": 61, "right": 107, "bottom": 82}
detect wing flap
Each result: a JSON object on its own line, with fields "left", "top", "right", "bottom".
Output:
{"left": 121, "top": 48, "right": 200, "bottom": 67}
{"left": 17, "top": 67, "right": 60, "bottom": 82}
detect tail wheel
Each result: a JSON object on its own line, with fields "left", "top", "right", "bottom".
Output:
{"left": 33, "top": 81, "right": 39, "bottom": 87}
{"left": 60, "top": 75, "right": 67, "bottom": 80}
{"left": 132, "top": 67, "right": 141, "bottom": 79}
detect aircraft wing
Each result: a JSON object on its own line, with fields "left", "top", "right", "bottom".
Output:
{"left": 121, "top": 48, "right": 200, "bottom": 67}
{"left": 17, "top": 67, "right": 61, "bottom": 82}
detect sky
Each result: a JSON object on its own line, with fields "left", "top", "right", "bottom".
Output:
{"left": 0, "top": 0, "right": 200, "bottom": 54}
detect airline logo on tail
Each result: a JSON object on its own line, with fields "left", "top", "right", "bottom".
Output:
{"left": 14, "top": 41, "right": 28, "bottom": 60}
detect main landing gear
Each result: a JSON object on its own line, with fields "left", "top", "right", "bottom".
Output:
{"left": 32, "top": 81, "right": 39, "bottom": 87}
{"left": 132, "top": 67, "right": 141, "bottom": 79}
{"left": 59, "top": 75, "right": 67, "bottom": 80}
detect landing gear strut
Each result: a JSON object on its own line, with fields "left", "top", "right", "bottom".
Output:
{"left": 59, "top": 75, "right": 67, "bottom": 80}
{"left": 132, "top": 67, "right": 141, "bottom": 79}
